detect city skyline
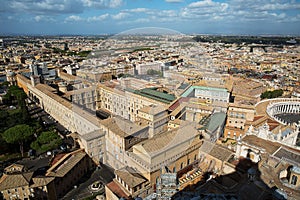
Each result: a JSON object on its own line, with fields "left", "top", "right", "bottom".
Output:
{"left": 1, "top": 0, "right": 300, "bottom": 35}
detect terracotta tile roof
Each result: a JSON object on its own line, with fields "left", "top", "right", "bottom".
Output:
{"left": 102, "top": 116, "right": 146, "bottom": 138}
{"left": 31, "top": 177, "right": 55, "bottom": 188}
{"left": 0, "top": 172, "right": 33, "bottom": 190}
{"left": 199, "top": 140, "right": 234, "bottom": 162}
{"left": 136, "top": 122, "right": 200, "bottom": 156}
{"left": 46, "top": 149, "right": 86, "bottom": 177}
{"left": 106, "top": 181, "right": 130, "bottom": 199}
{"left": 115, "top": 166, "right": 147, "bottom": 188}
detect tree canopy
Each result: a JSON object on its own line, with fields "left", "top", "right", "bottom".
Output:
{"left": 30, "top": 131, "right": 62, "bottom": 153}
{"left": 260, "top": 89, "right": 283, "bottom": 99}
{"left": 3, "top": 85, "right": 29, "bottom": 122}
{"left": 2, "top": 124, "right": 34, "bottom": 157}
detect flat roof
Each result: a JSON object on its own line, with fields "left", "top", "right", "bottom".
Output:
{"left": 181, "top": 85, "right": 228, "bottom": 97}
{"left": 127, "top": 87, "right": 176, "bottom": 104}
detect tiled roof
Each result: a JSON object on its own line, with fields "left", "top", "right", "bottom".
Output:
{"left": 106, "top": 181, "right": 130, "bottom": 199}
{"left": 102, "top": 116, "right": 147, "bottom": 138}
{"left": 115, "top": 166, "right": 147, "bottom": 188}
{"left": 199, "top": 140, "right": 234, "bottom": 162}
{"left": 273, "top": 146, "right": 300, "bottom": 165}
{"left": 0, "top": 172, "right": 33, "bottom": 191}
{"left": 31, "top": 177, "right": 55, "bottom": 188}
{"left": 136, "top": 122, "right": 200, "bottom": 156}
{"left": 46, "top": 149, "right": 86, "bottom": 177}
{"left": 80, "top": 129, "right": 105, "bottom": 141}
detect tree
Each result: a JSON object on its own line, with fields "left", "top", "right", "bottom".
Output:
{"left": 4, "top": 85, "right": 29, "bottom": 123}
{"left": 260, "top": 89, "right": 283, "bottom": 99}
{"left": 2, "top": 124, "right": 34, "bottom": 157}
{"left": 30, "top": 131, "right": 62, "bottom": 153}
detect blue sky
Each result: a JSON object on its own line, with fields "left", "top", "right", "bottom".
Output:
{"left": 0, "top": 0, "right": 300, "bottom": 35}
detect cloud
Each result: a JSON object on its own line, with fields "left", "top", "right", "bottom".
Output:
{"left": 112, "top": 12, "right": 130, "bottom": 20}
{"left": 1, "top": 0, "right": 123, "bottom": 15}
{"left": 123, "top": 8, "right": 150, "bottom": 13}
{"left": 65, "top": 15, "right": 83, "bottom": 22}
{"left": 81, "top": 0, "right": 123, "bottom": 8}
{"left": 87, "top": 13, "right": 110, "bottom": 22}
{"left": 181, "top": 0, "right": 229, "bottom": 19}
{"left": 34, "top": 15, "right": 56, "bottom": 22}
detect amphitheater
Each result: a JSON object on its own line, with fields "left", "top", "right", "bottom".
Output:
{"left": 264, "top": 98, "right": 300, "bottom": 126}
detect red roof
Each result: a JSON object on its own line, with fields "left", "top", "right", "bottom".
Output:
{"left": 169, "top": 97, "right": 190, "bottom": 111}
{"left": 106, "top": 181, "right": 131, "bottom": 199}
{"left": 50, "top": 153, "right": 67, "bottom": 166}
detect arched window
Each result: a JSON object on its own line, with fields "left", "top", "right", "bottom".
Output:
{"left": 180, "top": 162, "right": 184, "bottom": 169}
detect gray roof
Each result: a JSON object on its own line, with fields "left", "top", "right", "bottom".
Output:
{"left": 199, "top": 112, "right": 226, "bottom": 133}
{"left": 199, "top": 140, "right": 234, "bottom": 162}
{"left": 80, "top": 129, "right": 105, "bottom": 142}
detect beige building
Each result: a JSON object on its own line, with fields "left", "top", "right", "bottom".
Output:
{"left": 97, "top": 83, "right": 173, "bottom": 122}
{"left": 46, "top": 149, "right": 92, "bottom": 198}
{"left": 0, "top": 164, "right": 56, "bottom": 200}
{"left": 224, "top": 102, "right": 256, "bottom": 140}
{"left": 104, "top": 116, "right": 149, "bottom": 170}
{"left": 16, "top": 73, "right": 106, "bottom": 164}
{"left": 105, "top": 167, "right": 151, "bottom": 199}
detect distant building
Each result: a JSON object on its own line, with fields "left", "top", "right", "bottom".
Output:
{"left": 181, "top": 85, "right": 230, "bottom": 104}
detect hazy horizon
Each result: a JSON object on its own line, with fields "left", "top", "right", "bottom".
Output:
{"left": 1, "top": 0, "right": 300, "bottom": 35}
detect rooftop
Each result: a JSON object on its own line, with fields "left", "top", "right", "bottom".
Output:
{"left": 181, "top": 85, "right": 228, "bottom": 98}
{"left": 135, "top": 122, "right": 200, "bottom": 156}
{"left": 0, "top": 172, "right": 33, "bottom": 191}
{"left": 102, "top": 116, "right": 147, "bottom": 138}
{"left": 80, "top": 129, "right": 105, "bottom": 142}
{"left": 106, "top": 181, "right": 130, "bottom": 199}
{"left": 128, "top": 87, "right": 176, "bottom": 104}
{"left": 199, "top": 140, "right": 234, "bottom": 162}
{"left": 46, "top": 149, "right": 87, "bottom": 177}
{"left": 115, "top": 166, "right": 147, "bottom": 188}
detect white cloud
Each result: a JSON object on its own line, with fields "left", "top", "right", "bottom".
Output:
{"left": 159, "top": 10, "right": 178, "bottom": 18}
{"left": 87, "top": 13, "right": 110, "bottom": 22}
{"left": 81, "top": 0, "right": 123, "bottom": 8}
{"left": 34, "top": 15, "right": 55, "bottom": 22}
{"left": 65, "top": 15, "right": 83, "bottom": 22}
{"left": 112, "top": 12, "right": 129, "bottom": 20}
{"left": 124, "top": 8, "right": 150, "bottom": 13}
{"left": 5, "top": 0, "right": 123, "bottom": 15}
{"left": 181, "top": 0, "right": 229, "bottom": 20}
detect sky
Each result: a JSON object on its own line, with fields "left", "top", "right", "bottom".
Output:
{"left": 0, "top": 0, "right": 300, "bottom": 35}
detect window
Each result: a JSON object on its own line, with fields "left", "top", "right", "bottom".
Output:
{"left": 187, "top": 159, "right": 190, "bottom": 165}
{"left": 291, "top": 175, "right": 298, "bottom": 185}
{"left": 180, "top": 162, "right": 184, "bottom": 169}
{"left": 194, "top": 155, "right": 197, "bottom": 161}
{"left": 173, "top": 167, "right": 176, "bottom": 173}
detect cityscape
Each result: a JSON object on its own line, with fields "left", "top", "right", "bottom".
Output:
{"left": 0, "top": 1, "right": 300, "bottom": 200}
